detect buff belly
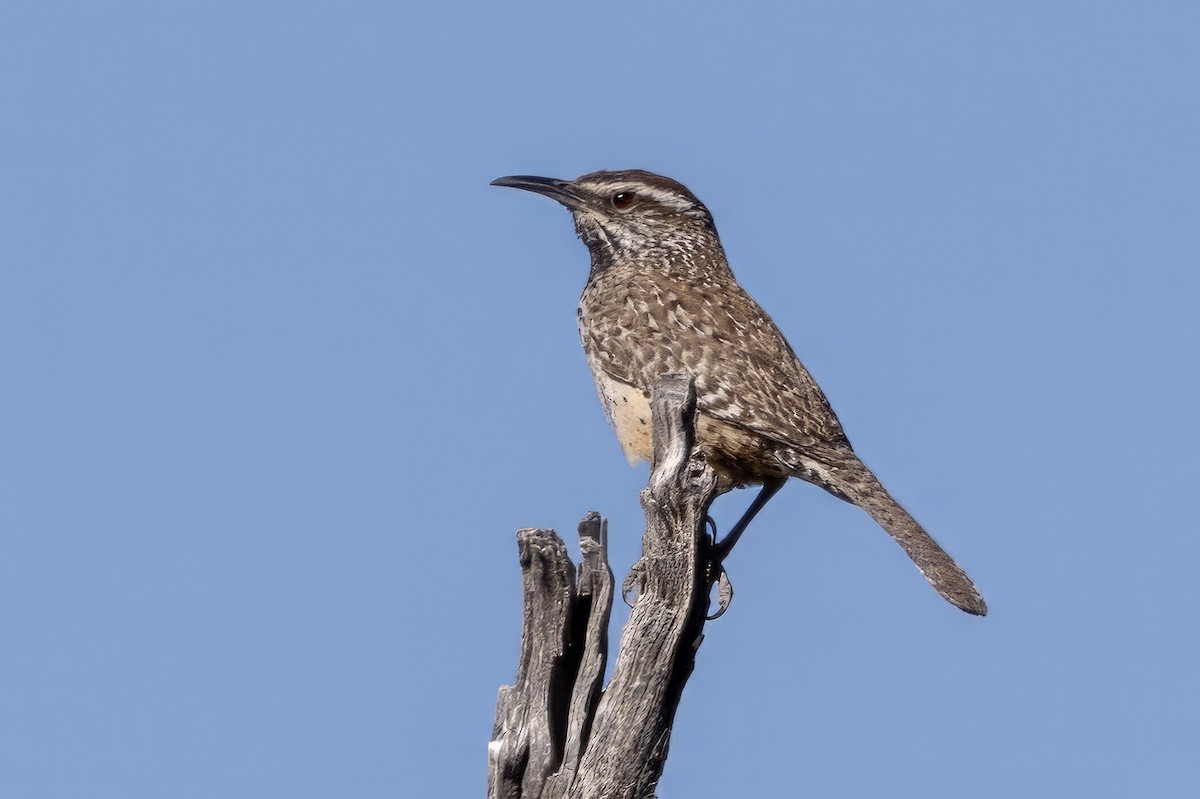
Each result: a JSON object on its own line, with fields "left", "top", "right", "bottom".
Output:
{"left": 590, "top": 369, "right": 655, "bottom": 464}
{"left": 587, "top": 367, "right": 787, "bottom": 490}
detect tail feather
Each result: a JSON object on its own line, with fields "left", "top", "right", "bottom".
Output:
{"left": 795, "top": 453, "right": 988, "bottom": 616}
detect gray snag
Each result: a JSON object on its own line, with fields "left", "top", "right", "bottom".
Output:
{"left": 488, "top": 375, "right": 720, "bottom": 799}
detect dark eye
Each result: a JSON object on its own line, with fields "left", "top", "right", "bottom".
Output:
{"left": 612, "top": 191, "right": 636, "bottom": 210}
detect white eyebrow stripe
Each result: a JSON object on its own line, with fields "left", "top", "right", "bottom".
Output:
{"left": 625, "top": 184, "right": 693, "bottom": 210}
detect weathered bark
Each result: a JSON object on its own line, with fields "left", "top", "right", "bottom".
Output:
{"left": 489, "top": 375, "right": 720, "bottom": 799}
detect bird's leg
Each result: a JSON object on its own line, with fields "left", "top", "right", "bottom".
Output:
{"left": 710, "top": 477, "right": 787, "bottom": 563}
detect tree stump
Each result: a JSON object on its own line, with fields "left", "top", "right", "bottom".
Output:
{"left": 488, "top": 375, "right": 721, "bottom": 799}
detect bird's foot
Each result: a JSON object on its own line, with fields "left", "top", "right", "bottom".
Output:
{"left": 624, "top": 518, "right": 735, "bottom": 619}
{"left": 621, "top": 559, "right": 646, "bottom": 608}
{"left": 703, "top": 515, "right": 734, "bottom": 620}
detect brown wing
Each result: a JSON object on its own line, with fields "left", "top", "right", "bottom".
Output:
{"left": 578, "top": 264, "right": 854, "bottom": 458}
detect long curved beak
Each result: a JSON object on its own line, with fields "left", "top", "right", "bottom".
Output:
{"left": 490, "top": 175, "right": 586, "bottom": 210}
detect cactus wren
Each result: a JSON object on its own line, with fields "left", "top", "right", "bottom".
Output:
{"left": 492, "top": 169, "right": 986, "bottom": 616}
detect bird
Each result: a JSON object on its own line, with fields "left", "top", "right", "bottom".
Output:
{"left": 491, "top": 169, "right": 987, "bottom": 616}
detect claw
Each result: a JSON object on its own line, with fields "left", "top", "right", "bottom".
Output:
{"left": 706, "top": 564, "right": 734, "bottom": 620}
{"left": 622, "top": 559, "right": 646, "bottom": 607}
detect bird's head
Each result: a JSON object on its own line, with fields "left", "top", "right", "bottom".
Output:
{"left": 491, "top": 169, "right": 719, "bottom": 260}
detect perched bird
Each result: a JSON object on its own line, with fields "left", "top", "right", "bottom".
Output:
{"left": 492, "top": 169, "right": 986, "bottom": 616}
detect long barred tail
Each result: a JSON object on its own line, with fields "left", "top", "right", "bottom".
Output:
{"left": 798, "top": 453, "right": 988, "bottom": 616}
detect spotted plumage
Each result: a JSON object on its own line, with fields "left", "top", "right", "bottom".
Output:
{"left": 492, "top": 169, "right": 987, "bottom": 616}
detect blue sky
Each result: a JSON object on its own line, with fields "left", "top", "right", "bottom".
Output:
{"left": 3, "top": 2, "right": 1198, "bottom": 796}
